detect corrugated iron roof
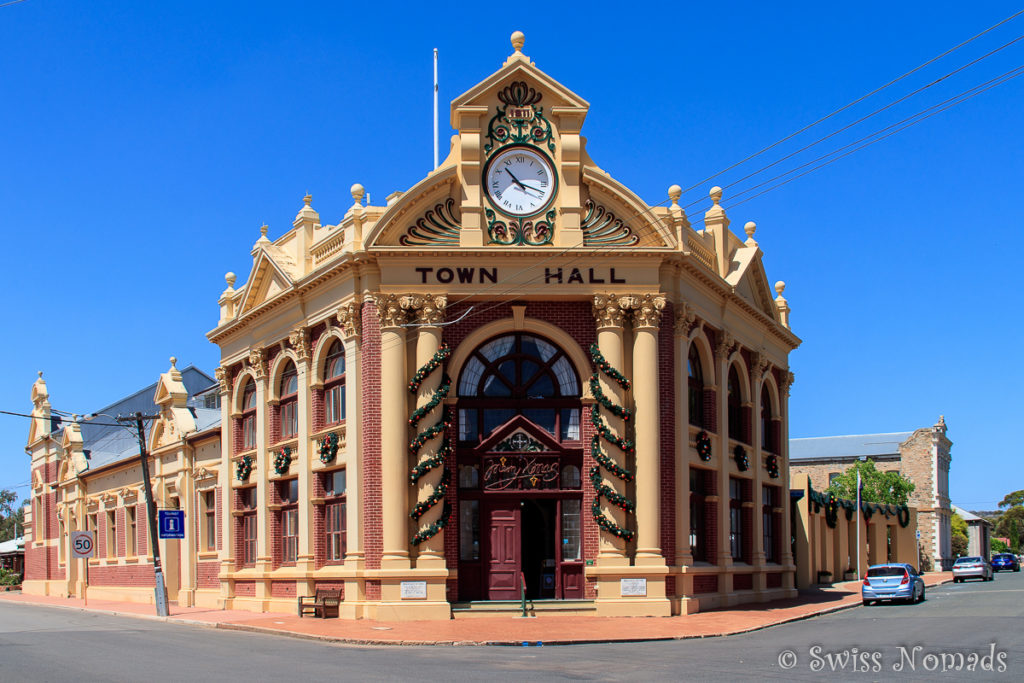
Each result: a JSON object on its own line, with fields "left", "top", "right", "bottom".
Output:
{"left": 789, "top": 432, "right": 914, "bottom": 460}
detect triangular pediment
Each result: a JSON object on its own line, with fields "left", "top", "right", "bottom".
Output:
{"left": 238, "top": 250, "right": 294, "bottom": 314}
{"left": 727, "top": 246, "right": 779, "bottom": 319}
{"left": 452, "top": 54, "right": 589, "bottom": 114}
{"left": 476, "top": 414, "right": 564, "bottom": 453}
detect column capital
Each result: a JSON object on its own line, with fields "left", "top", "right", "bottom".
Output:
{"left": 713, "top": 332, "right": 735, "bottom": 362}
{"left": 373, "top": 293, "right": 409, "bottom": 329}
{"left": 751, "top": 350, "right": 772, "bottom": 382}
{"left": 593, "top": 294, "right": 627, "bottom": 329}
{"left": 288, "top": 327, "right": 310, "bottom": 365}
{"left": 214, "top": 366, "right": 230, "bottom": 395}
{"left": 781, "top": 370, "right": 795, "bottom": 396}
{"left": 247, "top": 348, "right": 267, "bottom": 380}
{"left": 335, "top": 302, "right": 362, "bottom": 340}
{"left": 674, "top": 302, "right": 697, "bottom": 337}
{"left": 629, "top": 294, "right": 666, "bottom": 329}
{"left": 413, "top": 295, "right": 448, "bottom": 326}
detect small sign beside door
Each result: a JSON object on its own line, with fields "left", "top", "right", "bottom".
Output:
{"left": 400, "top": 581, "right": 427, "bottom": 599}
{"left": 620, "top": 578, "right": 647, "bottom": 597}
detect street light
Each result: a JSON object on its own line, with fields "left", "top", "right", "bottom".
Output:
{"left": 85, "top": 411, "right": 169, "bottom": 617}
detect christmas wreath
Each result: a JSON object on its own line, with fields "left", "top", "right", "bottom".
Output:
{"left": 318, "top": 432, "right": 339, "bottom": 464}
{"left": 273, "top": 447, "right": 292, "bottom": 475}
{"left": 235, "top": 454, "right": 253, "bottom": 482}
{"left": 765, "top": 453, "right": 780, "bottom": 479}
{"left": 696, "top": 431, "right": 712, "bottom": 461}
{"left": 733, "top": 444, "right": 749, "bottom": 472}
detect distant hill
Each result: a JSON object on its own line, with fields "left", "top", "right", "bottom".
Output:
{"left": 970, "top": 510, "right": 1000, "bottom": 521}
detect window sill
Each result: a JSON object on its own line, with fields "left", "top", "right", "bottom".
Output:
{"left": 198, "top": 551, "right": 219, "bottom": 560}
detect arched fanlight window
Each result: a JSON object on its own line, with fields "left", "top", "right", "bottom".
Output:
{"left": 279, "top": 361, "right": 298, "bottom": 439}
{"left": 457, "top": 333, "right": 581, "bottom": 442}
{"left": 240, "top": 378, "right": 257, "bottom": 450}
{"left": 760, "top": 385, "right": 774, "bottom": 452}
{"left": 324, "top": 340, "right": 346, "bottom": 425}
{"left": 727, "top": 366, "right": 743, "bottom": 442}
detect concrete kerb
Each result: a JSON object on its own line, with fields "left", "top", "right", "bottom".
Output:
{"left": 2, "top": 574, "right": 954, "bottom": 647}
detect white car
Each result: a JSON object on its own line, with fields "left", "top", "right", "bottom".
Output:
{"left": 952, "top": 556, "right": 993, "bottom": 582}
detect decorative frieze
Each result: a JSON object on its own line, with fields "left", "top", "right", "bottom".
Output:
{"left": 335, "top": 303, "right": 362, "bottom": 340}
{"left": 714, "top": 332, "right": 735, "bottom": 362}
{"left": 374, "top": 293, "right": 408, "bottom": 329}
{"left": 288, "top": 328, "right": 310, "bottom": 364}
{"left": 674, "top": 303, "right": 697, "bottom": 337}
{"left": 414, "top": 295, "right": 448, "bottom": 326}
{"left": 247, "top": 348, "right": 267, "bottom": 380}
{"left": 214, "top": 366, "right": 230, "bottom": 395}
{"left": 593, "top": 294, "right": 626, "bottom": 329}
{"left": 630, "top": 294, "right": 666, "bottom": 329}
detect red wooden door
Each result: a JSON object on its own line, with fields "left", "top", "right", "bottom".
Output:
{"left": 486, "top": 503, "right": 521, "bottom": 600}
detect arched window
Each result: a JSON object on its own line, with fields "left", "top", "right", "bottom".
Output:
{"left": 241, "top": 379, "right": 257, "bottom": 450}
{"left": 727, "top": 366, "right": 743, "bottom": 442}
{"left": 688, "top": 345, "right": 704, "bottom": 428}
{"left": 760, "top": 385, "right": 774, "bottom": 452}
{"left": 324, "top": 340, "right": 346, "bottom": 425}
{"left": 457, "top": 333, "right": 581, "bottom": 442}
{"left": 279, "top": 361, "right": 298, "bottom": 440}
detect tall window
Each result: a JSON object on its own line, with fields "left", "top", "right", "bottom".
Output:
{"left": 457, "top": 333, "right": 581, "bottom": 443}
{"left": 760, "top": 385, "right": 774, "bottom": 452}
{"left": 204, "top": 490, "right": 217, "bottom": 552}
{"left": 324, "top": 340, "right": 346, "bottom": 426}
{"left": 324, "top": 470, "right": 346, "bottom": 562}
{"left": 279, "top": 361, "right": 298, "bottom": 440}
{"left": 729, "top": 478, "right": 744, "bottom": 562}
{"left": 106, "top": 510, "right": 117, "bottom": 558}
{"left": 126, "top": 506, "right": 137, "bottom": 557}
{"left": 727, "top": 366, "right": 743, "bottom": 442}
{"left": 561, "top": 500, "right": 581, "bottom": 561}
{"left": 690, "top": 468, "right": 708, "bottom": 562}
{"left": 763, "top": 485, "right": 779, "bottom": 563}
{"left": 279, "top": 480, "right": 299, "bottom": 564}
{"left": 239, "top": 488, "right": 257, "bottom": 566}
{"left": 688, "top": 345, "right": 705, "bottom": 428}
{"left": 241, "top": 379, "right": 257, "bottom": 450}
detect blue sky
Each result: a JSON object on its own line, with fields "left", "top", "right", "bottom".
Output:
{"left": 1, "top": 1, "right": 1021, "bottom": 510}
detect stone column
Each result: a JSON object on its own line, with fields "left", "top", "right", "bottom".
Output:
{"left": 336, "top": 304, "right": 363, "bottom": 570}
{"left": 714, "top": 333, "right": 735, "bottom": 571}
{"left": 249, "top": 350, "right": 272, "bottom": 602}
{"left": 215, "top": 366, "right": 233, "bottom": 606}
{"left": 779, "top": 370, "right": 796, "bottom": 595}
{"left": 673, "top": 308, "right": 695, "bottom": 569}
{"left": 592, "top": 294, "right": 629, "bottom": 565}
{"left": 750, "top": 354, "right": 768, "bottom": 599}
{"left": 630, "top": 294, "right": 666, "bottom": 566}
{"left": 375, "top": 294, "right": 410, "bottom": 569}
{"left": 290, "top": 328, "right": 315, "bottom": 575}
{"left": 412, "top": 296, "right": 448, "bottom": 567}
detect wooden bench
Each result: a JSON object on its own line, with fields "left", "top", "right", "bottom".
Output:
{"left": 297, "top": 588, "right": 341, "bottom": 618}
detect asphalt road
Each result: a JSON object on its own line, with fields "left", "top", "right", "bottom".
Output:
{"left": 1, "top": 572, "right": 1021, "bottom": 682}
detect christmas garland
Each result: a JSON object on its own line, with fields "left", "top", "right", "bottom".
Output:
{"left": 765, "top": 453, "right": 780, "bottom": 478}
{"left": 273, "top": 446, "right": 292, "bottom": 475}
{"left": 235, "top": 454, "right": 253, "bottom": 482}
{"left": 824, "top": 491, "right": 839, "bottom": 528}
{"left": 589, "top": 344, "right": 636, "bottom": 542}
{"left": 696, "top": 430, "right": 712, "bottom": 461}
{"left": 807, "top": 483, "right": 912, "bottom": 529}
{"left": 408, "top": 346, "right": 452, "bottom": 545}
{"left": 318, "top": 431, "right": 339, "bottom": 464}
{"left": 733, "top": 444, "right": 749, "bottom": 472}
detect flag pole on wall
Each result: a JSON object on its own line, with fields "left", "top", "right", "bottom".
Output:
{"left": 433, "top": 48, "right": 439, "bottom": 170}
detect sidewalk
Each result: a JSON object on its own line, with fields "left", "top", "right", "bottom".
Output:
{"left": 0, "top": 572, "right": 953, "bottom": 646}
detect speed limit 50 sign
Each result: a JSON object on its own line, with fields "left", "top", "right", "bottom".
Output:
{"left": 71, "top": 530, "right": 95, "bottom": 559}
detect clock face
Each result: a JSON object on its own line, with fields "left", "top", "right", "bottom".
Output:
{"left": 484, "top": 147, "right": 556, "bottom": 217}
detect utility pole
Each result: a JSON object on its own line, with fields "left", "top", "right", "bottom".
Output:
{"left": 121, "top": 412, "right": 169, "bottom": 617}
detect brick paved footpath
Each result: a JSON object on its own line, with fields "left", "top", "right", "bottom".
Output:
{"left": 0, "top": 572, "right": 953, "bottom": 646}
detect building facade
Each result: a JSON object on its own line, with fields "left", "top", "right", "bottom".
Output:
{"left": 25, "top": 33, "right": 803, "bottom": 619}
{"left": 789, "top": 417, "right": 952, "bottom": 570}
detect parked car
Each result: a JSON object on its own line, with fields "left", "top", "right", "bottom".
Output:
{"left": 862, "top": 563, "right": 926, "bottom": 605}
{"left": 991, "top": 553, "right": 1020, "bottom": 572}
{"left": 952, "top": 556, "right": 993, "bottom": 582}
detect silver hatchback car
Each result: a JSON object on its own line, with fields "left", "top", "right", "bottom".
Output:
{"left": 862, "top": 563, "right": 926, "bottom": 605}
{"left": 952, "top": 556, "right": 993, "bottom": 582}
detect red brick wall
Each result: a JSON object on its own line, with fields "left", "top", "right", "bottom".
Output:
{"left": 271, "top": 581, "right": 296, "bottom": 598}
{"left": 234, "top": 580, "right": 255, "bottom": 597}
{"left": 269, "top": 481, "right": 282, "bottom": 569}
{"left": 89, "top": 563, "right": 155, "bottom": 587}
{"left": 694, "top": 575, "right": 718, "bottom": 593}
{"left": 659, "top": 301, "right": 675, "bottom": 567}
{"left": 197, "top": 561, "right": 219, "bottom": 589}
{"left": 733, "top": 573, "right": 752, "bottom": 590}
{"left": 314, "top": 580, "right": 344, "bottom": 600}
{"left": 766, "top": 572, "right": 783, "bottom": 588}
{"left": 312, "top": 473, "right": 327, "bottom": 569}
{"left": 360, "top": 301, "right": 382, "bottom": 573}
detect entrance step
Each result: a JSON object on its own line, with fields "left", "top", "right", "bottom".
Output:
{"left": 451, "top": 599, "right": 597, "bottom": 619}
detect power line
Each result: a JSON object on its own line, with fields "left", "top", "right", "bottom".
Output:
{"left": 0, "top": 0, "right": 32, "bottom": 8}
{"left": 676, "top": 8, "right": 1024, "bottom": 197}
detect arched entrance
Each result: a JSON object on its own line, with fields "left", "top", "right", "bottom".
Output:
{"left": 455, "top": 333, "right": 584, "bottom": 601}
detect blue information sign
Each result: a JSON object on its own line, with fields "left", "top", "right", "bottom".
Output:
{"left": 158, "top": 510, "right": 186, "bottom": 539}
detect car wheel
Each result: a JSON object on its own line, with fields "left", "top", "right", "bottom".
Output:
{"left": 918, "top": 587, "right": 926, "bottom": 603}
{"left": 954, "top": 577, "right": 961, "bottom": 583}
{"left": 862, "top": 599, "right": 872, "bottom": 606}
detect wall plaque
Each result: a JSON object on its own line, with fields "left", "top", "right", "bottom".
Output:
{"left": 620, "top": 578, "right": 647, "bottom": 597}
{"left": 400, "top": 581, "right": 427, "bottom": 599}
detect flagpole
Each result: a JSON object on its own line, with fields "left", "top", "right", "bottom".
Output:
{"left": 433, "top": 48, "right": 439, "bottom": 170}
{"left": 856, "top": 469, "right": 862, "bottom": 578}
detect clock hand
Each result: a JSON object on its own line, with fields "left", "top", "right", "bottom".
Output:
{"left": 504, "top": 169, "right": 544, "bottom": 198}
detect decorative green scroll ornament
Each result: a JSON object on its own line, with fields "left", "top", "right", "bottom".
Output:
{"left": 485, "top": 208, "right": 555, "bottom": 246}
{"left": 483, "top": 81, "right": 555, "bottom": 154}
{"left": 273, "top": 446, "right": 292, "bottom": 475}
{"left": 588, "top": 343, "right": 636, "bottom": 541}
{"left": 235, "top": 454, "right": 253, "bottom": 482}
{"left": 408, "top": 344, "right": 453, "bottom": 545}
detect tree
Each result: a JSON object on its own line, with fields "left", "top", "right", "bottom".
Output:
{"left": 998, "top": 490, "right": 1024, "bottom": 509}
{"left": 951, "top": 512, "right": 968, "bottom": 557}
{"left": 826, "top": 459, "right": 915, "bottom": 505}
{"left": 0, "top": 489, "right": 24, "bottom": 542}
{"left": 992, "top": 537, "right": 1010, "bottom": 554}
{"left": 995, "top": 489, "right": 1024, "bottom": 552}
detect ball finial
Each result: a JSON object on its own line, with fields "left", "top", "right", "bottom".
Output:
{"left": 225, "top": 272, "right": 237, "bottom": 287}
{"left": 774, "top": 281, "right": 786, "bottom": 296}
{"left": 303, "top": 193, "right": 312, "bottom": 206}
{"left": 744, "top": 221, "right": 756, "bottom": 238}
{"left": 260, "top": 224, "right": 268, "bottom": 238}
{"left": 511, "top": 31, "right": 525, "bottom": 53}
{"left": 170, "top": 356, "right": 177, "bottom": 369}
{"left": 668, "top": 185, "right": 682, "bottom": 205}
{"left": 38, "top": 371, "right": 43, "bottom": 379}
{"left": 351, "top": 183, "right": 365, "bottom": 204}
{"left": 710, "top": 186, "right": 723, "bottom": 205}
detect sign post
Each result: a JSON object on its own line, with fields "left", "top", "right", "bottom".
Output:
{"left": 71, "top": 530, "right": 95, "bottom": 606}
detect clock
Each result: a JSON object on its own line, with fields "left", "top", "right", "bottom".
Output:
{"left": 484, "top": 146, "right": 556, "bottom": 217}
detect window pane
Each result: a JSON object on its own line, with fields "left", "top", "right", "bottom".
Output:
{"left": 522, "top": 408, "right": 556, "bottom": 434}
{"left": 329, "top": 470, "right": 346, "bottom": 497}
{"left": 523, "top": 335, "right": 556, "bottom": 362}
{"left": 478, "top": 336, "right": 514, "bottom": 361}
{"left": 526, "top": 372, "right": 555, "bottom": 398}
{"left": 460, "top": 500, "right": 479, "bottom": 561}
{"left": 560, "top": 408, "right": 580, "bottom": 441}
{"left": 280, "top": 364, "right": 297, "bottom": 395}
{"left": 561, "top": 500, "right": 581, "bottom": 561}
{"left": 458, "top": 409, "right": 478, "bottom": 442}
{"left": 560, "top": 465, "right": 580, "bottom": 489}
{"left": 458, "top": 357, "right": 485, "bottom": 395}
{"left": 481, "top": 374, "right": 511, "bottom": 397}
{"left": 551, "top": 357, "right": 579, "bottom": 396}
{"left": 483, "top": 409, "right": 515, "bottom": 435}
